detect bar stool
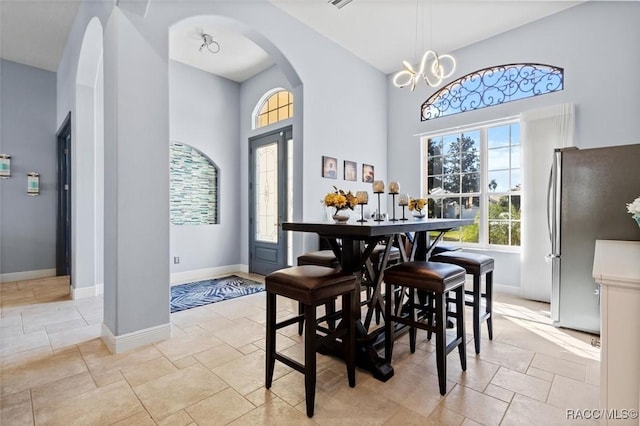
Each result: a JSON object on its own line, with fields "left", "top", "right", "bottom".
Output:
{"left": 296, "top": 250, "right": 340, "bottom": 334}
{"left": 430, "top": 251, "right": 494, "bottom": 354}
{"left": 265, "top": 265, "right": 356, "bottom": 417}
{"left": 383, "top": 261, "right": 467, "bottom": 395}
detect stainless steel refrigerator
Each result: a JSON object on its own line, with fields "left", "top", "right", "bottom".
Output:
{"left": 548, "top": 144, "right": 640, "bottom": 334}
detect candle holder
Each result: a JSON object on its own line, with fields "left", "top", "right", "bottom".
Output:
{"left": 389, "top": 193, "right": 398, "bottom": 221}
{"left": 374, "top": 191, "right": 384, "bottom": 222}
{"left": 356, "top": 191, "right": 368, "bottom": 223}
{"left": 398, "top": 193, "right": 409, "bottom": 221}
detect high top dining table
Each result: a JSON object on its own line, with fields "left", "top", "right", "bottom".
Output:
{"left": 283, "top": 217, "right": 473, "bottom": 381}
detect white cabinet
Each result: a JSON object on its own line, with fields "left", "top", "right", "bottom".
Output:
{"left": 592, "top": 240, "right": 640, "bottom": 425}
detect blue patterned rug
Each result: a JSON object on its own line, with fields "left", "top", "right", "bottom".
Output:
{"left": 170, "top": 275, "right": 264, "bottom": 313}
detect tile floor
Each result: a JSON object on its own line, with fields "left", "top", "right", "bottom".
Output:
{"left": 1, "top": 274, "right": 601, "bottom": 425}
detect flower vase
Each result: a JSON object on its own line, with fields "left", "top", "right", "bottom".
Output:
{"left": 412, "top": 210, "right": 426, "bottom": 220}
{"left": 635, "top": 215, "right": 640, "bottom": 229}
{"left": 332, "top": 211, "right": 350, "bottom": 223}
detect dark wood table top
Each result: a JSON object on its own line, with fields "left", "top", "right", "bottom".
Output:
{"left": 283, "top": 218, "right": 474, "bottom": 238}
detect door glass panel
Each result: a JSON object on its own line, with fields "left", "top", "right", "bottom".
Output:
{"left": 255, "top": 142, "right": 278, "bottom": 243}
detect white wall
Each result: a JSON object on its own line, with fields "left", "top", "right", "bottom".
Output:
{"left": 386, "top": 1, "right": 640, "bottom": 291}
{"left": 169, "top": 60, "right": 242, "bottom": 274}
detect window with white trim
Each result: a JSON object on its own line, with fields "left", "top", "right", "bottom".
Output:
{"left": 254, "top": 90, "right": 293, "bottom": 129}
{"left": 424, "top": 121, "right": 521, "bottom": 248}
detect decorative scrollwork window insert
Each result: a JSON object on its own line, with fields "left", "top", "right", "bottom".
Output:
{"left": 421, "top": 63, "right": 564, "bottom": 121}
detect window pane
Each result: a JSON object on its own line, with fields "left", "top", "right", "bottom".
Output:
{"left": 443, "top": 175, "right": 460, "bottom": 193}
{"left": 462, "top": 173, "right": 480, "bottom": 193}
{"left": 267, "top": 96, "right": 277, "bottom": 110}
{"left": 511, "top": 195, "right": 521, "bottom": 218}
{"left": 488, "top": 147, "right": 511, "bottom": 170}
{"left": 443, "top": 155, "right": 460, "bottom": 174}
{"left": 488, "top": 125, "right": 510, "bottom": 148}
{"left": 268, "top": 110, "right": 277, "bottom": 124}
{"left": 428, "top": 137, "right": 443, "bottom": 156}
{"left": 443, "top": 134, "right": 458, "bottom": 155}
{"left": 428, "top": 176, "right": 443, "bottom": 194}
{"left": 511, "top": 169, "right": 521, "bottom": 190}
{"left": 489, "top": 220, "right": 510, "bottom": 245}
{"left": 278, "top": 91, "right": 288, "bottom": 104}
{"left": 428, "top": 198, "right": 443, "bottom": 218}
{"left": 443, "top": 197, "right": 461, "bottom": 219}
{"left": 511, "top": 123, "right": 520, "bottom": 145}
{"left": 258, "top": 114, "right": 268, "bottom": 128}
{"left": 488, "top": 195, "right": 510, "bottom": 219}
{"left": 277, "top": 106, "right": 289, "bottom": 121}
{"left": 428, "top": 156, "right": 443, "bottom": 175}
{"left": 511, "top": 221, "right": 521, "bottom": 246}
{"left": 511, "top": 145, "right": 520, "bottom": 169}
{"left": 462, "top": 152, "right": 479, "bottom": 173}
{"left": 488, "top": 170, "right": 509, "bottom": 192}
{"left": 464, "top": 131, "right": 480, "bottom": 152}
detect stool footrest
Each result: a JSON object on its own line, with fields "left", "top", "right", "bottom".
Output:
{"left": 276, "top": 315, "right": 304, "bottom": 330}
{"left": 275, "top": 353, "right": 305, "bottom": 374}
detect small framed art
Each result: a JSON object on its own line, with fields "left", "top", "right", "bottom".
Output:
{"left": 362, "top": 163, "right": 374, "bottom": 183}
{"left": 322, "top": 156, "right": 338, "bottom": 179}
{"left": 344, "top": 160, "right": 357, "bottom": 181}
{"left": 27, "top": 172, "right": 40, "bottom": 195}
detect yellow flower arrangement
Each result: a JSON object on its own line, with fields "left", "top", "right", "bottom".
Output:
{"left": 408, "top": 197, "right": 427, "bottom": 213}
{"left": 324, "top": 186, "right": 358, "bottom": 214}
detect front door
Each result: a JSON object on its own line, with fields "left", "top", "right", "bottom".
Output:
{"left": 249, "top": 127, "right": 291, "bottom": 275}
{"left": 56, "top": 113, "right": 72, "bottom": 277}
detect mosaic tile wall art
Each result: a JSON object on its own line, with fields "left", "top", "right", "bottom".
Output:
{"left": 170, "top": 142, "right": 219, "bottom": 225}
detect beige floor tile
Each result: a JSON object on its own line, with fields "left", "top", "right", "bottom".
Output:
{"left": 547, "top": 375, "right": 599, "bottom": 411}
{"left": 154, "top": 329, "right": 224, "bottom": 361}
{"left": 0, "top": 390, "right": 33, "bottom": 425}
{"left": 473, "top": 339, "right": 534, "bottom": 373}
{"left": 441, "top": 384, "right": 509, "bottom": 426}
{"left": 1, "top": 349, "right": 88, "bottom": 397}
{"left": 501, "top": 393, "right": 597, "bottom": 425}
{"left": 0, "top": 329, "right": 50, "bottom": 357}
{"left": 484, "top": 383, "right": 514, "bottom": 403}
{"left": 197, "top": 316, "right": 237, "bottom": 333}
{"left": 268, "top": 370, "right": 307, "bottom": 407}
{"left": 228, "top": 397, "right": 315, "bottom": 425}
{"left": 299, "top": 384, "right": 399, "bottom": 425}
{"left": 461, "top": 418, "right": 483, "bottom": 425}
{"left": 31, "top": 371, "right": 97, "bottom": 409}
{"left": 92, "top": 370, "right": 125, "bottom": 387}
{"left": 193, "top": 343, "right": 245, "bottom": 370}
{"left": 111, "top": 410, "right": 156, "bottom": 426}
{"left": 526, "top": 366, "right": 555, "bottom": 382}
{"left": 156, "top": 409, "right": 195, "bottom": 426}
{"left": 531, "top": 352, "right": 587, "bottom": 381}
{"left": 384, "top": 404, "right": 463, "bottom": 425}
{"left": 171, "top": 307, "right": 224, "bottom": 329}
{"left": 22, "top": 306, "right": 83, "bottom": 334}
{"left": 212, "top": 350, "right": 291, "bottom": 396}
{"left": 490, "top": 367, "right": 551, "bottom": 402}
{"left": 48, "top": 323, "right": 102, "bottom": 350}
{"left": 584, "top": 359, "right": 600, "bottom": 387}
{"left": 185, "top": 387, "right": 255, "bottom": 425}
{"left": 172, "top": 355, "right": 199, "bottom": 369}
{"left": 244, "top": 387, "right": 276, "bottom": 408}
{"left": 83, "top": 345, "right": 164, "bottom": 376}
{"left": 34, "top": 380, "right": 144, "bottom": 426}
{"left": 121, "top": 356, "right": 178, "bottom": 387}
{"left": 44, "top": 317, "right": 89, "bottom": 334}
{"left": 133, "top": 363, "right": 228, "bottom": 419}
{"left": 421, "top": 351, "right": 500, "bottom": 392}
{"left": 0, "top": 344, "right": 53, "bottom": 371}
{"left": 210, "top": 317, "right": 266, "bottom": 348}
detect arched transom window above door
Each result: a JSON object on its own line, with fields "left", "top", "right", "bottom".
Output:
{"left": 253, "top": 89, "right": 293, "bottom": 129}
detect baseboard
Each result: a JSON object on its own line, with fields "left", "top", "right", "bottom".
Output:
{"left": 494, "top": 283, "right": 521, "bottom": 297}
{"left": 101, "top": 322, "right": 171, "bottom": 354}
{"left": 170, "top": 264, "right": 249, "bottom": 286}
{"left": 72, "top": 283, "right": 104, "bottom": 299}
{"left": 0, "top": 268, "right": 57, "bottom": 283}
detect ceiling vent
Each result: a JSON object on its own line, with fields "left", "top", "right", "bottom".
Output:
{"left": 328, "top": 0, "right": 353, "bottom": 9}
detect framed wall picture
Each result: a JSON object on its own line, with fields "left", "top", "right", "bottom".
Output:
{"left": 362, "top": 163, "right": 374, "bottom": 183}
{"left": 27, "top": 172, "right": 40, "bottom": 195}
{"left": 344, "top": 160, "right": 357, "bottom": 181}
{"left": 0, "top": 154, "right": 10, "bottom": 178}
{"left": 322, "top": 156, "right": 338, "bottom": 179}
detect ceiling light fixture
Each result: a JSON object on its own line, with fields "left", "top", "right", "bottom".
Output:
{"left": 393, "top": 0, "right": 456, "bottom": 91}
{"left": 199, "top": 33, "right": 220, "bottom": 54}
{"left": 328, "top": 0, "right": 353, "bottom": 10}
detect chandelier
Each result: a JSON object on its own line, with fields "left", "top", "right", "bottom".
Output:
{"left": 393, "top": 0, "right": 456, "bottom": 91}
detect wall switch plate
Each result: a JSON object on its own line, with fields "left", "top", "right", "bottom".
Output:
{"left": 173, "top": 257, "right": 180, "bottom": 264}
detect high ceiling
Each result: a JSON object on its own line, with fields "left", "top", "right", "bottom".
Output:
{"left": 1, "top": 0, "right": 582, "bottom": 80}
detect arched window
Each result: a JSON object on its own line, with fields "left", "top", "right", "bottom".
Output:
{"left": 170, "top": 142, "right": 219, "bottom": 225}
{"left": 254, "top": 89, "right": 293, "bottom": 129}
{"left": 422, "top": 63, "right": 564, "bottom": 121}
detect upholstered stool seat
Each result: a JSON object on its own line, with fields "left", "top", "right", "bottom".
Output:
{"left": 383, "top": 261, "right": 467, "bottom": 395}
{"left": 430, "top": 251, "right": 494, "bottom": 354}
{"left": 297, "top": 250, "right": 339, "bottom": 268}
{"left": 265, "top": 265, "right": 356, "bottom": 417}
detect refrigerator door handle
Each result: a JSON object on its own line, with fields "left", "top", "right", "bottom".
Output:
{"left": 547, "top": 164, "right": 553, "bottom": 248}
